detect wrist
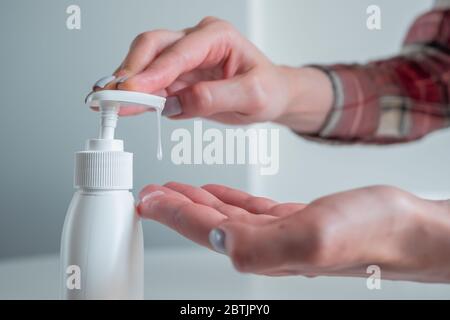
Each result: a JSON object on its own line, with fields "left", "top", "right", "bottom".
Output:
{"left": 274, "top": 66, "right": 333, "bottom": 133}
{"left": 404, "top": 197, "right": 450, "bottom": 282}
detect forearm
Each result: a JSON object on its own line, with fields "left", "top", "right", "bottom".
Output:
{"left": 277, "top": 8, "right": 450, "bottom": 144}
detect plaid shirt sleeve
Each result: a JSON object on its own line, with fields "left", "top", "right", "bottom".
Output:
{"left": 301, "top": 8, "right": 450, "bottom": 144}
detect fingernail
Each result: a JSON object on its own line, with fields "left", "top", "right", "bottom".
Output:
{"left": 209, "top": 228, "right": 227, "bottom": 254}
{"left": 162, "top": 96, "right": 183, "bottom": 117}
{"left": 84, "top": 91, "right": 94, "bottom": 104}
{"left": 137, "top": 191, "right": 165, "bottom": 216}
{"left": 116, "top": 76, "right": 128, "bottom": 84}
{"left": 93, "top": 75, "right": 116, "bottom": 89}
{"left": 140, "top": 190, "right": 165, "bottom": 205}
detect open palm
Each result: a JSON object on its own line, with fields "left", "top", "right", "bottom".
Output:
{"left": 137, "top": 182, "right": 450, "bottom": 282}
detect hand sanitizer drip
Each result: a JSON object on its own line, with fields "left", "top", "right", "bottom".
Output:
{"left": 60, "top": 90, "right": 166, "bottom": 300}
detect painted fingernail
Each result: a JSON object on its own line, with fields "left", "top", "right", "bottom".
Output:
{"left": 209, "top": 228, "right": 227, "bottom": 254}
{"left": 137, "top": 191, "right": 165, "bottom": 215}
{"left": 116, "top": 76, "right": 128, "bottom": 84}
{"left": 162, "top": 96, "right": 183, "bottom": 117}
{"left": 84, "top": 90, "right": 94, "bottom": 104}
{"left": 93, "top": 75, "right": 116, "bottom": 89}
{"left": 140, "top": 191, "right": 165, "bottom": 205}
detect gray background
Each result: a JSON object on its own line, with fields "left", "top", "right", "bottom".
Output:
{"left": 1, "top": 0, "right": 449, "bottom": 297}
{"left": 0, "top": 0, "right": 250, "bottom": 259}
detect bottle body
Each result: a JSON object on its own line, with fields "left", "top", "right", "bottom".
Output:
{"left": 60, "top": 189, "right": 143, "bottom": 299}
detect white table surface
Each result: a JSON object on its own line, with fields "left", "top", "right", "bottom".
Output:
{"left": 0, "top": 248, "right": 449, "bottom": 299}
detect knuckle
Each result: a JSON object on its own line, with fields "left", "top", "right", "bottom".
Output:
{"left": 132, "top": 29, "right": 167, "bottom": 48}
{"left": 190, "top": 83, "right": 213, "bottom": 115}
{"left": 199, "top": 16, "right": 220, "bottom": 26}
{"left": 244, "top": 73, "right": 267, "bottom": 113}
{"left": 216, "top": 20, "right": 236, "bottom": 32}
{"left": 245, "top": 196, "right": 266, "bottom": 212}
{"left": 163, "top": 181, "right": 179, "bottom": 189}
{"left": 214, "top": 20, "right": 237, "bottom": 41}
{"left": 217, "top": 203, "right": 247, "bottom": 216}
{"left": 164, "top": 48, "right": 189, "bottom": 69}
{"left": 201, "top": 183, "right": 218, "bottom": 190}
{"left": 199, "top": 17, "right": 236, "bottom": 36}
{"left": 133, "top": 31, "right": 153, "bottom": 46}
{"left": 215, "top": 19, "right": 234, "bottom": 32}
{"left": 267, "top": 203, "right": 288, "bottom": 215}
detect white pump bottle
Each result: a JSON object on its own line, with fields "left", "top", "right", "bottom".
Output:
{"left": 60, "top": 90, "right": 166, "bottom": 300}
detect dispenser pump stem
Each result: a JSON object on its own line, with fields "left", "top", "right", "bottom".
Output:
{"left": 99, "top": 104, "right": 119, "bottom": 140}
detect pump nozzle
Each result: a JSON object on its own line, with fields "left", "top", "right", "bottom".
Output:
{"left": 99, "top": 103, "right": 119, "bottom": 140}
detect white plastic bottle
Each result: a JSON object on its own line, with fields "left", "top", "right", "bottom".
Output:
{"left": 60, "top": 90, "right": 165, "bottom": 300}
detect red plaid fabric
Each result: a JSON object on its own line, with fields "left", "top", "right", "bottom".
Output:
{"left": 304, "top": 8, "right": 450, "bottom": 144}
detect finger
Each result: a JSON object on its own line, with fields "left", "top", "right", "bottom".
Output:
{"left": 91, "top": 92, "right": 169, "bottom": 117}
{"left": 215, "top": 204, "right": 276, "bottom": 224}
{"left": 119, "top": 24, "right": 232, "bottom": 93}
{"left": 90, "top": 104, "right": 149, "bottom": 116}
{"left": 128, "top": 68, "right": 261, "bottom": 119}
{"left": 115, "top": 30, "right": 184, "bottom": 79}
{"left": 139, "top": 184, "right": 192, "bottom": 202}
{"left": 92, "top": 75, "right": 119, "bottom": 91}
{"left": 163, "top": 181, "right": 221, "bottom": 207}
{"left": 90, "top": 31, "right": 183, "bottom": 94}
{"left": 138, "top": 192, "right": 227, "bottom": 248}
{"left": 268, "top": 203, "right": 307, "bottom": 217}
{"left": 170, "top": 75, "right": 259, "bottom": 118}
{"left": 118, "top": 105, "right": 150, "bottom": 116}
{"left": 118, "top": 88, "right": 168, "bottom": 116}
{"left": 206, "top": 112, "right": 255, "bottom": 125}
{"left": 202, "top": 184, "right": 278, "bottom": 215}
{"left": 163, "top": 182, "right": 276, "bottom": 224}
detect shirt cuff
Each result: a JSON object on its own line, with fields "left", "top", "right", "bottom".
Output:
{"left": 295, "top": 64, "right": 381, "bottom": 144}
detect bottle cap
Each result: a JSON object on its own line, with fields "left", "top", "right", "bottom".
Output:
{"left": 74, "top": 148, "right": 133, "bottom": 190}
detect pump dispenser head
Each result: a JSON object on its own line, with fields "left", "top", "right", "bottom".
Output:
{"left": 74, "top": 90, "right": 166, "bottom": 190}
{"left": 86, "top": 90, "right": 166, "bottom": 158}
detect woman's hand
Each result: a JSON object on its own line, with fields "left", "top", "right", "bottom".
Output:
{"left": 93, "top": 17, "right": 332, "bottom": 133}
{"left": 137, "top": 182, "right": 450, "bottom": 283}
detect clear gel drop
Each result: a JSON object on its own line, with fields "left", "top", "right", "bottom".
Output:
{"left": 156, "top": 108, "right": 163, "bottom": 161}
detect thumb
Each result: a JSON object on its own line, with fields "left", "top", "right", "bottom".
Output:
{"left": 209, "top": 220, "right": 290, "bottom": 273}
{"left": 175, "top": 73, "right": 263, "bottom": 118}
